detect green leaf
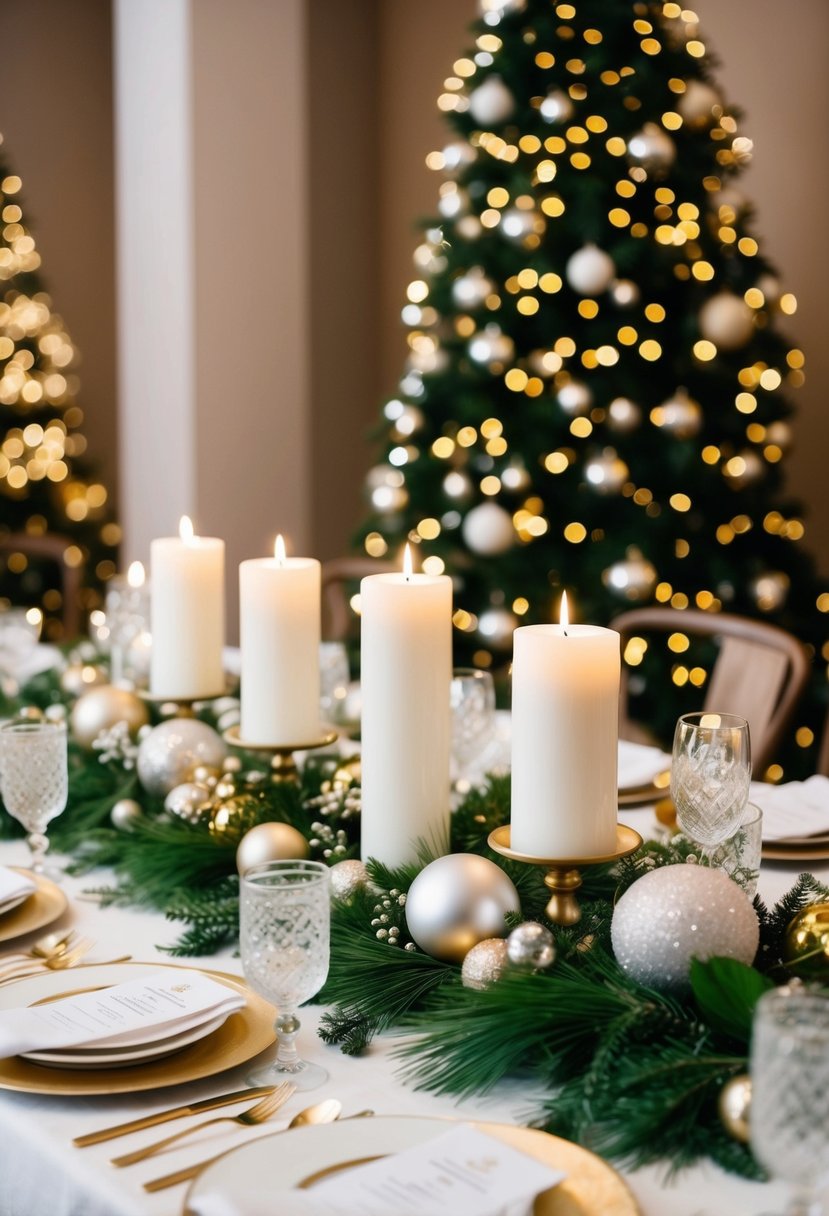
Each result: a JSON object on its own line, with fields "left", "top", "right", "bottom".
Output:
{"left": 690, "top": 957, "right": 774, "bottom": 1043}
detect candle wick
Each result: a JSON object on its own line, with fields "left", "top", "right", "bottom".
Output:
{"left": 563, "top": 627, "right": 568, "bottom": 637}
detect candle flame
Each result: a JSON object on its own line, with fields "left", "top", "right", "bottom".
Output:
{"left": 274, "top": 534, "right": 286, "bottom": 566}
{"left": 127, "top": 560, "right": 145, "bottom": 589}
{"left": 560, "top": 590, "right": 569, "bottom": 634}
{"left": 179, "top": 515, "right": 194, "bottom": 543}
{"left": 403, "top": 543, "right": 413, "bottom": 580}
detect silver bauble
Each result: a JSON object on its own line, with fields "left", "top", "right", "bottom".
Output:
{"left": 557, "top": 380, "right": 593, "bottom": 417}
{"left": 136, "top": 718, "right": 226, "bottom": 797}
{"left": 507, "top": 922, "right": 556, "bottom": 970}
{"left": 437, "top": 186, "right": 468, "bottom": 221}
{"left": 455, "top": 215, "right": 483, "bottom": 242}
{"left": 584, "top": 449, "right": 629, "bottom": 495}
{"left": 756, "top": 273, "right": 781, "bottom": 306}
{"left": 461, "top": 938, "right": 510, "bottom": 989}
{"left": 70, "top": 685, "right": 150, "bottom": 749}
{"left": 468, "top": 75, "right": 515, "bottom": 126}
{"left": 451, "top": 267, "right": 495, "bottom": 310}
{"left": 765, "top": 421, "right": 793, "bottom": 452}
{"left": 540, "top": 89, "right": 574, "bottom": 124}
{"left": 501, "top": 461, "right": 531, "bottom": 493}
{"left": 443, "top": 470, "right": 473, "bottom": 501}
{"left": 677, "top": 79, "right": 721, "bottom": 127}
{"left": 468, "top": 324, "right": 514, "bottom": 367}
{"left": 462, "top": 502, "right": 515, "bottom": 556}
{"left": 477, "top": 607, "right": 518, "bottom": 650}
{"left": 750, "top": 571, "right": 790, "bottom": 613}
{"left": 366, "top": 465, "right": 409, "bottom": 515}
{"left": 499, "top": 207, "right": 540, "bottom": 243}
{"left": 405, "top": 853, "right": 520, "bottom": 962}
{"left": 628, "top": 123, "right": 676, "bottom": 174}
{"left": 44, "top": 703, "right": 67, "bottom": 723}
{"left": 611, "top": 864, "right": 759, "bottom": 990}
{"left": 724, "top": 449, "right": 764, "bottom": 487}
{"left": 699, "top": 292, "right": 754, "bottom": 351}
{"left": 652, "top": 390, "right": 702, "bottom": 438}
{"left": 481, "top": 0, "right": 526, "bottom": 23}
{"left": 607, "top": 397, "right": 642, "bottom": 433}
{"left": 235, "top": 822, "right": 311, "bottom": 875}
{"left": 330, "top": 858, "right": 370, "bottom": 900}
{"left": 60, "top": 663, "right": 108, "bottom": 698}
{"left": 603, "top": 550, "right": 658, "bottom": 601}
{"left": 110, "top": 798, "right": 143, "bottom": 831}
{"left": 17, "top": 705, "right": 43, "bottom": 721}
{"left": 610, "top": 279, "right": 640, "bottom": 308}
{"left": 392, "top": 406, "right": 425, "bottom": 439}
{"left": 565, "top": 245, "right": 616, "bottom": 296}
{"left": 164, "top": 781, "right": 214, "bottom": 825}
{"left": 441, "top": 140, "right": 477, "bottom": 176}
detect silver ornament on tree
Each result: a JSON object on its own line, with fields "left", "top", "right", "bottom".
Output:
{"left": 456, "top": 215, "right": 483, "bottom": 242}
{"left": 437, "top": 185, "right": 469, "bottom": 220}
{"left": 461, "top": 938, "right": 510, "bottom": 989}
{"left": 651, "top": 389, "right": 702, "bottom": 438}
{"left": 628, "top": 123, "right": 676, "bottom": 174}
{"left": 750, "top": 571, "right": 790, "bottom": 613}
{"left": 565, "top": 245, "right": 616, "bottom": 295}
{"left": 506, "top": 922, "right": 556, "bottom": 970}
{"left": 724, "top": 449, "right": 765, "bottom": 487}
{"left": 477, "top": 608, "right": 518, "bottom": 651}
{"left": 603, "top": 549, "right": 658, "bottom": 602}
{"left": 330, "top": 859, "right": 369, "bottom": 901}
{"left": 610, "top": 279, "right": 640, "bottom": 308}
{"left": 499, "top": 207, "right": 541, "bottom": 244}
{"left": 451, "top": 267, "right": 495, "bottom": 310}
{"left": 440, "top": 140, "right": 477, "bottom": 176}
{"left": 468, "top": 324, "right": 515, "bottom": 368}
{"left": 70, "top": 685, "right": 150, "bottom": 749}
{"left": 699, "top": 292, "right": 754, "bottom": 350}
{"left": 136, "top": 718, "right": 226, "bottom": 797}
{"left": 405, "top": 853, "right": 520, "bottom": 963}
{"left": 557, "top": 380, "right": 593, "bottom": 417}
{"left": 611, "top": 864, "right": 760, "bottom": 990}
{"left": 443, "top": 470, "right": 473, "bottom": 502}
{"left": 110, "top": 798, "right": 143, "bottom": 831}
{"left": 468, "top": 75, "right": 515, "bottom": 126}
{"left": 607, "top": 397, "right": 642, "bottom": 433}
{"left": 677, "top": 79, "right": 721, "bottom": 127}
{"left": 235, "top": 822, "right": 310, "bottom": 875}
{"left": 366, "top": 465, "right": 409, "bottom": 515}
{"left": 462, "top": 502, "right": 515, "bottom": 556}
{"left": 501, "top": 461, "right": 531, "bottom": 493}
{"left": 391, "top": 405, "right": 425, "bottom": 439}
{"left": 765, "top": 421, "right": 792, "bottom": 452}
{"left": 584, "top": 449, "right": 630, "bottom": 495}
{"left": 540, "top": 89, "right": 574, "bottom": 124}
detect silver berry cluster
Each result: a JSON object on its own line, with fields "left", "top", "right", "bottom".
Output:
{"left": 309, "top": 821, "right": 349, "bottom": 861}
{"left": 92, "top": 720, "right": 139, "bottom": 769}
{"left": 303, "top": 778, "right": 361, "bottom": 824}
{"left": 370, "top": 888, "right": 415, "bottom": 950}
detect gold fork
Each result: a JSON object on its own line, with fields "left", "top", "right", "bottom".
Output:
{"left": 111, "top": 1082, "right": 296, "bottom": 1167}
{"left": 0, "top": 937, "right": 96, "bottom": 985}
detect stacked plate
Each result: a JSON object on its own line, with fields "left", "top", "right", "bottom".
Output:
{"left": 23, "top": 1010, "right": 232, "bottom": 1071}
{"left": 756, "top": 776, "right": 829, "bottom": 861}
{"left": 0, "top": 868, "right": 36, "bottom": 919}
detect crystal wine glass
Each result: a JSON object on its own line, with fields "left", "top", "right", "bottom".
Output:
{"left": 0, "top": 606, "right": 43, "bottom": 697}
{"left": 239, "top": 859, "right": 331, "bottom": 1091}
{"left": 670, "top": 711, "right": 751, "bottom": 863}
{"left": 750, "top": 986, "right": 829, "bottom": 1215}
{"left": 450, "top": 667, "right": 496, "bottom": 786}
{"left": 0, "top": 720, "right": 68, "bottom": 877}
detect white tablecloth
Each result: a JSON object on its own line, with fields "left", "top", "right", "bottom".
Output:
{"left": 0, "top": 812, "right": 824, "bottom": 1216}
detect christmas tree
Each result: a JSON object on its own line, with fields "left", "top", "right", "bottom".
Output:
{"left": 359, "top": 0, "right": 828, "bottom": 774}
{"left": 0, "top": 138, "right": 118, "bottom": 637}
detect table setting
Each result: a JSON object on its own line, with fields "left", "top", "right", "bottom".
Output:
{"left": 0, "top": 525, "right": 828, "bottom": 1216}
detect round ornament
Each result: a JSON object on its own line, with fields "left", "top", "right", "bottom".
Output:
{"left": 443, "top": 470, "right": 473, "bottom": 502}
{"left": 468, "top": 75, "right": 515, "bottom": 126}
{"left": 607, "top": 397, "right": 642, "bottom": 433}
{"left": 718, "top": 1075, "right": 751, "bottom": 1143}
{"left": 60, "top": 663, "right": 108, "bottom": 698}
{"left": 501, "top": 461, "right": 531, "bottom": 493}
{"left": 164, "top": 781, "right": 214, "bottom": 825}
{"left": 603, "top": 549, "right": 657, "bottom": 601}
{"left": 405, "top": 854, "right": 520, "bottom": 963}
{"left": 44, "top": 704, "right": 67, "bottom": 724}
{"left": 17, "top": 705, "right": 43, "bottom": 721}
{"left": 452, "top": 268, "right": 495, "bottom": 310}
{"left": 699, "top": 292, "right": 754, "bottom": 351}
{"left": 557, "top": 380, "right": 593, "bottom": 417}
{"left": 110, "top": 798, "right": 143, "bottom": 831}
{"left": 441, "top": 140, "right": 477, "bottom": 176}
{"left": 468, "top": 324, "right": 515, "bottom": 367}
{"left": 765, "top": 421, "right": 793, "bottom": 452}
{"left": 480, "top": 0, "right": 526, "bottom": 22}
{"left": 585, "top": 449, "right": 629, "bottom": 495}
{"left": 628, "top": 123, "right": 676, "bottom": 174}
{"left": 756, "top": 273, "right": 781, "bottom": 306}
{"left": 725, "top": 450, "right": 764, "bottom": 488}
{"left": 456, "top": 215, "right": 483, "bottom": 242}
{"left": 477, "top": 607, "right": 518, "bottom": 650}
{"left": 461, "top": 938, "right": 509, "bottom": 989}
{"left": 677, "top": 79, "right": 721, "bottom": 127}
{"left": 784, "top": 903, "right": 829, "bottom": 977}
{"left": 507, "top": 922, "right": 556, "bottom": 970}
{"left": 235, "top": 822, "right": 310, "bottom": 875}
{"left": 499, "top": 208, "right": 541, "bottom": 244}
{"left": 437, "top": 186, "right": 469, "bottom": 221}
{"left": 70, "top": 685, "right": 150, "bottom": 749}
{"left": 462, "top": 502, "right": 515, "bottom": 556}
{"left": 611, "top": 864, "right": 760, "bottom": 990}
{"left": 136, "top": 718, "right": 226, "bottom": 797}
{"left": 652, "top": 390, "right": 702, "bottom": 438}
{"left": 330, "top": 859, "right": 369, "bottom": 901}
{"left": 366, "top": 465, "right": 408, "bottom": 515}
{"left": 565, "top": 245, "right": 616, "bottom": 295}
{"left": 610, "top": 279, "right": 640, "bottom": 308}
{"left": 540, "top": 89, "right": 574, "bottom": 124}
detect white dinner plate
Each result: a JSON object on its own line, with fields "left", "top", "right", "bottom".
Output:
{"left": 0, "top": 889, "right": 34, "bottom": 918}
{"left": 23, "top": 1010, "right": 231, "bottom": 1070}
{"left": 184, "top": 1115, "right": 640, "bottom": 1215}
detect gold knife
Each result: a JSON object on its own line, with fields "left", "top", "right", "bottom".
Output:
{"left": 73, "top": 1086, "right": 276, "bottom": 1147}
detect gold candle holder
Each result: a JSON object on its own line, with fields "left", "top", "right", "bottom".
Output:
{"left": 137, "top": 680, "right": 238, "bottom": 719}
{"left": 488, "top": 823, "right": 643, "bottom": 927}
{"left": 223, "top": 723, "right": 338, "bottom": 783}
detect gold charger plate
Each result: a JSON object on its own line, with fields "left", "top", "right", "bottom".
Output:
{"left": 0, "top": 868, "right": 67, "bottom": 944}
{"left": 762, "top": 842, "right": 829, "bottom": 862}
{"left": 0, "top": 961, "right": 275, "bottom": 1096}
{"left": 184, "top": 1116, "right": 639, "bottom": 1216}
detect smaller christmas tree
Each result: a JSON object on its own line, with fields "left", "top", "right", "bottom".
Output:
{"left": 0, "top": 137, "right": 118, "bottom": 637}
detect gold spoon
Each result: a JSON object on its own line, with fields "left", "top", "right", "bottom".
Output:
{"left": 144, "top": 1098, "right": 344, "bottom": 1192}
{"left": 0, "top": 929, "right": 76, "bottom": 969}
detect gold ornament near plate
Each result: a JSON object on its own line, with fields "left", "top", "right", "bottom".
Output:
{"left": 70, "top": 684, "right": 150, "bottom": 749}
{"left": 0, "top": 962, "right": 275, "bottom": 1096}
{"left": 0, "top": 868, "right": 67, "bottom": 944}
{"left": 235, "top": 822, "right": 310, "bottom": 874}
{"left": 223, "top": 724, "right": 338, "bottom": 784}
{"left": 183, "top": 1116, "right": 640, "bottom": 1216}
{"left": 783, "top": 902, "right": 829, "bottom": 977}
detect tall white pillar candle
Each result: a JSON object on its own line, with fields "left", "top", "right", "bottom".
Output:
{"left": 150, "top": 516, "right": 225, "bottom": 699}
{"left": 510, "top": 617, "right": 620, "bottom": 858}
{"left": 239, "top": 537, "right": 321, "bottom": 744}
{"left": 360, "top": 554, "right": 452, "bottom": 867}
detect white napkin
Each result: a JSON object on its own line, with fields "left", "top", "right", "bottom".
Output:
{"left": 750, "top": 775, "right": 829, "bottom": 842}
{"left": 617, "top": 740, "right": 670, "bottom": 789}
{"left": 0, "top": 969, "right": 244, "bottom": 1058}
{"left": 0, "top": 866, "right": 36, "bottom": 909}
{"left": 190, "top": 1126, "right": 565, "bottom": 1216}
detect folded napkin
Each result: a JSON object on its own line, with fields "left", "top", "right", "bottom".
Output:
{"left": 0, "top": 866, "right": 36, "bottom": 908}
{"left": 190, "top": 1125, "right": 565, "bottom": 1216}
{"left": 750, "top": 775, "right": 829, "bottom": 842}
{"left": 617, "top": 740, "right": 670, "bottom": 789}
{"left": 0, "top": 969, "right": 244, "bottom": 1058}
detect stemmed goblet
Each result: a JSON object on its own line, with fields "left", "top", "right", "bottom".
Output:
{"left": 450, "top": 667, "right": 496, "bottom": 786}
{"left": 0, "top": 719, "right": 68, "bottom": 877}
{"left": 670, "top": 711, "right": 751, "bottom": 864}
{"left": 239, "top": 859, "right": 330, "bottom": 1091}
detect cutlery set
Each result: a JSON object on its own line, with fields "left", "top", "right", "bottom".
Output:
{"left": 0, "top": 931, "right": 131, "bottom": 983}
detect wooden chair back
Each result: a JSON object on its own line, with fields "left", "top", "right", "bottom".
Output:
{"left": 321, "top": 557, "right": 396, "bottom": 641}
{"left": 0, "top": 531, "right": 85, "bottom": 638}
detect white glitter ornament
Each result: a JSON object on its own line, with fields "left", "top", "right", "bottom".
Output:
{"left": 566, "top": 245, "right": 616, "bottom": 295}
{"left": 468, "top": 75, "right": 515, "bottom": 126}
{"left": 461, "top": 938, "right": 510, "bottom": 989}
{"left": 406, "top": 853, "right": 520, "bottom": 962}
{"left": 699, "top": 292, "right": 754, "bottom": 350}
{"left": 330, "top": 859, "right": 369, "bottom": 900}
{"left": 136, "top": 718, "right": 226, "bottom": 797}
{"left": 611, "top": 864, "right": 760, "bottom": 990}
{"left": 462, "top": 502, "right": 515, "bottom": 555}
{"left": 507, "top": 922, "right": 556, "bottom": 970}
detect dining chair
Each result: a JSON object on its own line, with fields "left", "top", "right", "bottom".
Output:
{"left": 321, "top": 557, "right": 396, "bottom": 641}
{"left": 817, "top": 711, "right": 829, "bottom": 778}
{"left": 0, "top": 531, "right": 85, "bottom": 638}
{"left": 609, "top": 606, "right": 811, "bottom": 775}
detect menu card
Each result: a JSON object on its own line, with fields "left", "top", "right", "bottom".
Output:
{"left": 750, "top": 775, "right": 829, "bottom": 841}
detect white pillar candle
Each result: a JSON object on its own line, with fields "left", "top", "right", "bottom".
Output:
{"left": 150, "top": 516, "right": 225, "bottom": 699}
{"left": 239, "top": 536, "right": 321, "bottom": 744}
{"left": 510, "top": 599, "right": 620, "bottom": 858}
{"left": 360, "top": 549, "right": 452, "bottom": 867}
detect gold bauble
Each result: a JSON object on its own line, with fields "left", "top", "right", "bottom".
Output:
{"left": 784, "top": 903, "right": 829, "bottom": 977}
{"left": 70, "top": 685, "right": 150, "bottom": 749}
{"left": 461, "top": 938, "right": 509, "bottom": 990}
{"left": 235, "top": 822, "right": 311, "bottom": 874}
{"left": 718, "top": 1074, "right": 751, "bottom": 1143}
{"left": 60, "top": 663, "right": 108, "bottom": 698}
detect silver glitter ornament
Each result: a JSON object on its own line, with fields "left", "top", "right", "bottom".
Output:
{"left": 330, "top": 859, "right": 369, "bottom": 900}
{"left": 507, "top": 922, "right": 556, "bottom": 970}
{"left": 235, "top": 822, "right": 310, "bottom": 875}
{"left": 110, "top": 798, "right": 143, "bottom": 831}
{"left": 461, "top": 938, "right": 510, "bottom": 989}
{"left": 611, "top": 864, "right": 759, "bottom": 990}
{"left": 405, "top": 853, "right": 520, "bottom": 963}
{"left": 136, "top": 718, "right": 226, "bottom": 797}
{"left": 70, "top": 685, "right": 150, "bottom": 749}
{"left": 441, "top": 140, "right": 477, "bottom": 176}
{"left": 164, "top": 781, "right": 214, "bottom": 824}
{"left": 462, "top": 502, "right": 514, "bottom": 556}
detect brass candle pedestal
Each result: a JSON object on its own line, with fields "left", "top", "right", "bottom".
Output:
{"left": 137, "top": 681, "right": 238, "bottom": 719}
{"left": 488, "top": 823, "right": 643, "bottom": 927}
{"left": 223, "top": 724, "right": 338, "bottom": 783}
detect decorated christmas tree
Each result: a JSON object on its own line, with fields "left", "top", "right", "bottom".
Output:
{"left": 0, "top": 138, "right": 118, "bottom": 637}
{"left": 359, "top": 0, "right": 827, "bottom": 772}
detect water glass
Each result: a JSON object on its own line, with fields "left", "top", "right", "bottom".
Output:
{"left": 239, "top": 860, "right": 331, "bottom": 1091}
{"left": 750, "top": 986, "right": 829, "bottom": 1214}
{"left": 450, "top": 667, "right": 496, "bottom": 784}
{"left": 707, "top": 801, "right": 763, "bottom": 897}
{"left": 0, "top": 720, "right": 68, "bottom": 876}
{"left": 671, "top": 712, "right": 751, "bottom": 860}
{"left": 319, "top": 641, "right": 350, "bottom": 726}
